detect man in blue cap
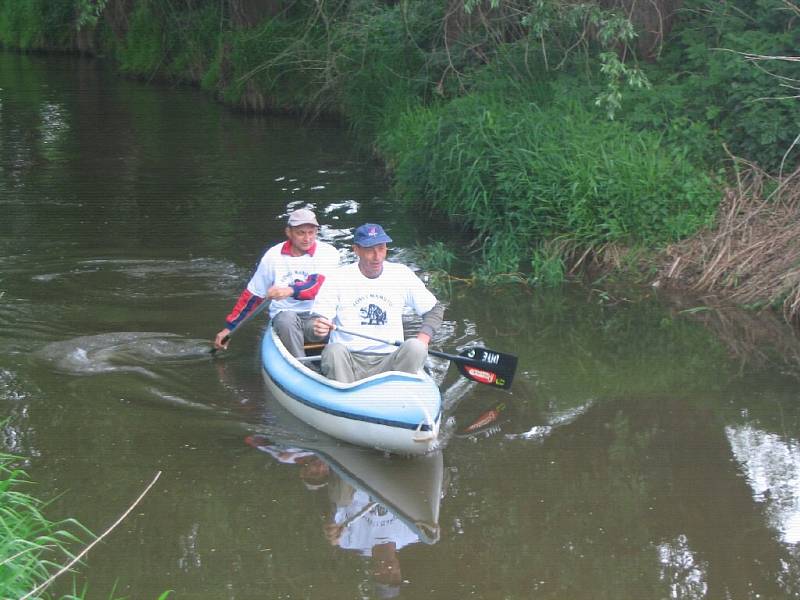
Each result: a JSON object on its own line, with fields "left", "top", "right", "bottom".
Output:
{"left": 311, "top": 223, "right": 445, "bottom": 383}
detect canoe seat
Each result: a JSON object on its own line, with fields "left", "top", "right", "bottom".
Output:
{"left": 303, "top": 342, "right": 326, "bottom": 357}
{"left": 301, "top": 342, "right": 326, "bottom": 372}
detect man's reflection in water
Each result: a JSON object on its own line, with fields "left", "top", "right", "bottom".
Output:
{"left": 326, "top": 475, "right": 421, "bottom": 598}
{"left": 245, "top": 435, "right": 331, "bottom": 489}
{"left": 246, "top": 435, "right": 421, "bottom": 598}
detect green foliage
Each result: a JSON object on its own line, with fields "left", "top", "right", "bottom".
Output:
{"left": 329, "top": 1, "right": 444, "bottom": 138}
{"left": 0, "top": 453, "right": 85, "bottom": 599}
{"left": 415, "top": 241, "right": 457, "bottom": 272}
{"left": 114, "top": 0, "right": 221, "bottom": 82}
{"left": 444, "top": 1, "right": 652, "bottom": 119}
{"left": 530, "top": 241, "right": 567, "bottom": 286}
{"left": 383, "top": 84, "right": 720, "bottom": 279}
{"left": 165, "top": 2, "right": 221, "bottom": 81}
{"left": 626, "top": 0, "right": 800, "bottom": 172}
{"left": 75, "top": 0, "right": 107, "bottom": 30}
{"left": 117, "top": 1, "right": 164, "bottom": 75}
{"left": 220, "top": 13, "right": 325, "bottom": 109}
{"left": 0, "top": 0, "right": 46, "bottom": 49}
{"left": 412, "top": 241, "right": 458, "bottom": 296}
{"left": 0, "top": 0, "right": 77, "bottom": 49}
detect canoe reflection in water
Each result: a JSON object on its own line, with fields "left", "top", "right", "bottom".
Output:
{"left": 245, "top": 435, "right": 444, "bottom": 598}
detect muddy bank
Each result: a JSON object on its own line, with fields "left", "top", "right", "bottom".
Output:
{"left": 653, "top": 162, "right": 800, "bottom": 328}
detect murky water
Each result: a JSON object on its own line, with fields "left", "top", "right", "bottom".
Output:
{"left": 3, "top": 51, "right": 800, "bottom": 599}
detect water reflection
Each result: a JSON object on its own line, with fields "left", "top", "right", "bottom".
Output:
{"left": 727, "top": 424, "right": 800, "bottom": 545}
{"left": 245, "top": 435, "right": 443, "bottom": 598}
{"left": 658, "top": 534, "right": 708, "bottom": 599}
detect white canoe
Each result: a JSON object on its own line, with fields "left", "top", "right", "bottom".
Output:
{"left": 261, "top": 325, "right": 442, "bottom": 456}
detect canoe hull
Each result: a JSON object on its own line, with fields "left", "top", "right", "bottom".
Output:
{"left": 261, "top": 327, "right": 442, "bottom": 456}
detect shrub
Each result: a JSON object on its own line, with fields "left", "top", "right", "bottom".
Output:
{"left": 625, "top": 0, "right": 800, "bottom": 173}
{"left": 117, "top": 0, "right": 165, "bottom": 76}
{"left": 0, "top": 0, "right": 46, "bottom": 49}
{"left": 383, "top": 83, "right": 720, "bottom": 277}
{"left": 218, "top": 13, "right": 325, "bottom": 109}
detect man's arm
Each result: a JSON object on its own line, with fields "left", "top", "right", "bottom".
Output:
{"left": 288, "top": 273, "right": 326, "bottom": 300}
{"left": 214, "top": 289, "right": 266, "bottom": 350}
{"left": 417, "top": 302, "right": 445, "bottom": 345}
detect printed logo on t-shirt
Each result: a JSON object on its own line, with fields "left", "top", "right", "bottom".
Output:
{"left": 280, "top": 269, "right": 310, "bottom": 286}
{"left": 360, "top": 304, "right": 387, "bottom": 325}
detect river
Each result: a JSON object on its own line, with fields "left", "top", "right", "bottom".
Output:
{"left": 3, "top": 51, "right": 800, "bottom": 599}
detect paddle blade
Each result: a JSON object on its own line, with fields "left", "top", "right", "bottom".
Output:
{"left": 456, "top": 347, "right": 517, "bottom": 390}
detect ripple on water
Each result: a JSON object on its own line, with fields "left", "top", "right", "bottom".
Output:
{"left": 0, "top": 369, "right": 39, "bottom": 457}
{"left": 28, "top": 258, "right": 246, "bottom": 299}
{"left": 34, "top": 332, "right": 213, "bottom": 377}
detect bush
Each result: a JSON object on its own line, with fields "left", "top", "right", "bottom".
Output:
{"left": 382, "top": 83, "right": 720, "bottom": 277}
{"left": 117, "top": 0, "right": 165, "bottom": 76}
{"left": 0, "top": 0, "right": 46, "bottom": 49}
{"left": 626, "top": 0, "right": 800, "bottom": 173}
{"left": 217, "top": 13, "right": 325, "bottom": 109}
{"left": 330, "top": 1, "right": 442, "bottom": 139}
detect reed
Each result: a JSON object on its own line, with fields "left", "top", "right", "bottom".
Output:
{"left": 656, "top": 161, "right": 800, "bottom": 326}
{"left": 0, "top": 454, "right": 84, "bottom": 599}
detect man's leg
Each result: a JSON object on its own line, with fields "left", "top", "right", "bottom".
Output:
{"left": 300, "top": 313, "right": 327, "bottom": 345}
{"left": 321, "top": 344, "right": 387, "bottom": 383}
{"left": 272, "top": 311, "right": 305, "bottom": 357}
{"left": 321, "top": 343, "right": 358, "bottom": 383}
{"left": 377, "top": 338, "right": 428, "bottom": 375}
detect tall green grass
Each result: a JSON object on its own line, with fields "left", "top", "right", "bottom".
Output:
{"left": 327, "top": 1, "right": 442, "bottom": 138}
{"left": 214, "top": 13, "right": 325, "bottom": 110}
{"left": 380, "top": 82, "right": 720, "bottom": 281}
{"left": 0, "top": 453, "right": 86, "bottom": 599}
{"left": 113, "top": 0, "right": 220, "bottom": 83}
{"left": 0, "top": 0, "right": 47, "bottom": 49}
{"left": 0, "top": 0, "right": 75, "bottom": 50}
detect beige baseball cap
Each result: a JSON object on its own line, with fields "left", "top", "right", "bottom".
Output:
{"left": 287, "top": 208, "right": 319, "bottom": 227}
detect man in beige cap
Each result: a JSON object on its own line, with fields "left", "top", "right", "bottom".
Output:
{"left": 214, "top": 208, "right": 340, "bottom": 356}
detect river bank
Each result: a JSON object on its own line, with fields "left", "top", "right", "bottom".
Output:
{"left": 1, "top": 0, "right": 797, "bottom": 329}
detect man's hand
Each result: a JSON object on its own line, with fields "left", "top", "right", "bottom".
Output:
{"left": 416, "top": 332, "right": 431, "bottom": 346}
{"left": 323, "top": 522, "right": 344, "bottom": 546}
{"left": 214, "top": 327, "right": 232, "bottom": 351}
{"left": 267, "top": 285, "right": 294, "bottom": 300}
{"left": 313, "top": 317, "right": 335, "bottom": 338}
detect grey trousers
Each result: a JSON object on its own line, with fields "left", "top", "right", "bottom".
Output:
{"left": 321, "top": 338, "right": 429, "bottom": 383}
{"left": 272, "top": 311, "right": 326, "bottom": 357}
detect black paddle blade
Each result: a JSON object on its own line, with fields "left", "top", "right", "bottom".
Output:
{"left": 456, "top": 347, "right": 517, "bottom": 390}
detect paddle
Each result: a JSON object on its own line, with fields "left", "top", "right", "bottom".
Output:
{"left": 210, "top": 297, "right": 270, "bottom": 355}
{"left": 334, "top": 326, "right": 517, "bottom": 390}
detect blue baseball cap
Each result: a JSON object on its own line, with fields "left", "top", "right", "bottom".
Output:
{"left": 353, "top": 223, "right": 392, "bottom": 247}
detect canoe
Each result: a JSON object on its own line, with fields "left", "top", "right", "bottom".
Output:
{"left": 261, "top": 325, "right": 442, "bottom": 455}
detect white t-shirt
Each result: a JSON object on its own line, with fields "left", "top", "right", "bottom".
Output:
{"left": 246, "top": 241, "right": 340, "bottom": 318}
{"left": 311, "top": 261, "right": 437, "bottom": 353}
{"left": 334, "top": 489, "right": 419, "bottom": 556}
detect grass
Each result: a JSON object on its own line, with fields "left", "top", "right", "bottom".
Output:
{"left": 381, "top": 83, "right": 721, "bottom": 281}
{"left": 0, "top": 453, "right": 86, "bottom": 599}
